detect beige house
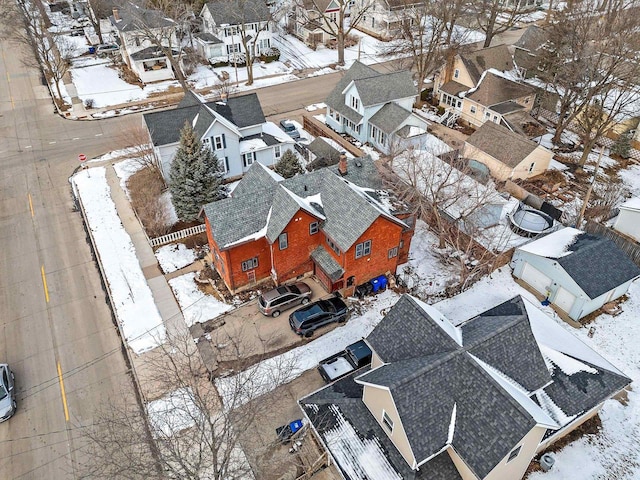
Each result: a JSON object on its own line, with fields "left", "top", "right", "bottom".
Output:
{"left": 464, "top": 122, "right": 553, "bottom": 181}
{"left": 301, "top": 294, "right": 630, "bottom": 480}
{"left": 433, "top": 45, "right": 536, "bottom": 132}
{"left": 292, "top": 0, "right": 339, "bottom": 47}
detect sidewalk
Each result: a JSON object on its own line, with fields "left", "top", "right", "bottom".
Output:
{"left": 102, "top": 164, "right": 194, "bottom": 401}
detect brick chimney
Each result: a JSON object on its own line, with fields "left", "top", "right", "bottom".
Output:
{"left": 112, "top": 8, "right": 120, "bottom": 21}
{"left": 338, "top": 154, "right": 347, "bottom": 176}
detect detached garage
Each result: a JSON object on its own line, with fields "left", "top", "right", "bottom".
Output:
{"left": 511, "top": 227, "right": 640, "bottom": 321}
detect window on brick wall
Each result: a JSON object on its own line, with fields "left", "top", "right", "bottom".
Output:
{"left": 388, "top": 247, "right": 398, "bottom": 259}
{"left": 355, "top": 240, "right": 372, "bottom": 259}
{"left": 279, "top": 233, "right": 288, "bottom": 250}
{"left": 326, "top": 236, "right": 340, "bottom": 255}
{"left": 310, "top": 222, "right": 319, "bottom": 235}
{"left": 241, "top": 257, "right": 258, "bottom": 271}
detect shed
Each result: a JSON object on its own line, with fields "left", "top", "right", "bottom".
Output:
{"left": 613, "top": 197, "right": 640, "bottom": 242}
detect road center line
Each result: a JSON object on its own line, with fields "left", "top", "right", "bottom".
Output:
{"left": 57, "top": 362, "right": 70, "bottom": 422}
{"left": 28, "top": 193, "right": 34, "bottom": 217}
{"left": 41, "top": 265, "right": 50, "bottom": 303}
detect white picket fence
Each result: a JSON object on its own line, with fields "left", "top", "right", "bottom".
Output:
{"left": 150, "top": 224, "right": 206, "bottom": 247}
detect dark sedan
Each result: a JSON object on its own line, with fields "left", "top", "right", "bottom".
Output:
{"left": 289, "top": 296, "right": 349, "bottom": 337}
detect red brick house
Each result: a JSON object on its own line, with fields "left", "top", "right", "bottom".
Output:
{"left": 202, "top": 157, "right": 415, "bottom": 295}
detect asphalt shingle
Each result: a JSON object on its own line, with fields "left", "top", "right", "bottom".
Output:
{"left": 466, "top": 121, "right": 539, "bottom": 168}
{"left": 368, "top": 102, "right": 412, "bottom": 134}
{"left": 204, "top": 0, "right": 270, "bottom": 25}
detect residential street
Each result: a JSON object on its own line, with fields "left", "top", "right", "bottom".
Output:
{"left": 0, "top": 24, "right": 350, "bottom": 479}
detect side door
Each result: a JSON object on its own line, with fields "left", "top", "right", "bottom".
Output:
{"left": 279, "top": 294, "right": 298, "bottom": 311}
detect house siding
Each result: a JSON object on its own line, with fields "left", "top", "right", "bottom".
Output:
{"left": 362, "top": 384, "right": 416, "bottom": 468}
{"left": 613, "top": 208, "right": 640, "bottom": 242}
{"left": 341, "top": 217, "right": 404, "bottom": 292}
{"left": 463, "top": 144, "right": 553, "bottom": 182}
{"left": 483, "top": 425, "right": 547, "bottom": 480}
{"left": 271, "top": 210, "right": 322, "bottom": 283}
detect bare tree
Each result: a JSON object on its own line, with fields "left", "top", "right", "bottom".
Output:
{"left": 118, "top": 118, "right": 164, "bottom": 174}
{"left": 119, "top": 2, "right": 190, "bottom": 91}
{"left": 295, "top": 0, "right": 374, "bottom": 65}
{"left": 9, "top": 0, "right": 76, "bottom": 102}
{"left": 537, "top": 1, "right": 640, "bottom": 147}
{"left": 85, "top": 0, "right": 114, "bottom": 44}
{"left": 80, "top": 323, "right": 300, "bottom": 479}
{"left": 473, "top": 0, "right": 534, "bottom": 48}
{"left": 380, "top": 0, "right": 468, "bottom": 103}
{"left": 381, "top": 148, "right": 510, "bottom": 287}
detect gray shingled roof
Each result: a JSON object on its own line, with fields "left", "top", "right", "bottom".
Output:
{"left": 491, "top": 100, "right": 524, "bottom": 114}
{"left": 514, "top": 25, "right": 547, "bottom": 53}
{"left": 300, "top": 370, "right": 463, "bottom": 480}
{"left": 352, "top": 70, "right": 416, "bottom": 107}
{"left": 143, "top": 91, "right": 265, "bottom": 146}
{"left": 130, "top": 46, "right": 177, "bottom": 61}
{"left": 302, "top": 294, "right": 631, "bottom": 479}
{"left": 368, "top": 102, "right": 412, "bottom": 134}
{"left": 440, "top": 80, "right": 468, "bottom": 96}
{"left": 467, "top": 72, "right": 535, "bottom": 107}
{"left": 466, "top": 121, "right": 539, "bottom": 168}
{"left": 325, "top": 61, "right": 377, "bottom": 113}
{"left": 204, "top": 157, "right": 403, "bottom": 251}
{"left": 459, "top": 44, "right": 515, "bottom": 84}
{"left": 327, "top": 157, "right": 383, "bottom": 190}
{"left": 556, "top": 233, "right": 640, "bottom": 298}
{"left": 310, "top": 246, "right": 344, "bottom": 281}
{"left": 204, "top": 0, "right": 270, "bottom": 24}
{"left": 196, "top": 32, "right": 223, "bottom": 44}
{"left": 461, "top": 297, "right": 552, "bottom": 392}
{"left": 110, "top": 5, "right": 175, "bottom": 32}
{"left": 358, "top": 295, "right": 544, "bottom": 477}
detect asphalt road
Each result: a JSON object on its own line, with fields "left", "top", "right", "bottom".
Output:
{"left": 0, "top": 34, "right": 138, "bottom": 479}
{"left": 0, "top": 32, "right": 354, "bottom": 480}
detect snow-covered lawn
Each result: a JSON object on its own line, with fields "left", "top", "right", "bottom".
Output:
{"left": 72, "top": 168, "right": 165, "bottom": 354}
{"left": 71, "top": 64, "right": 180, "bottom": 108}
{"left": 168, "top": 273, "right": 233, "bottom": 327}
{"left": 155, "top": 244, "right": 197, "bottom": 274}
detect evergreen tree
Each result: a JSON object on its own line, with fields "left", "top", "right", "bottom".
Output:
{"left": 273, "top": 150, "right": 303, "bottom": 178}
{"left": 611, "top": 130, "right": 632, "bottom": 159}
{"left": 169, "top": 122, "right": 227, "bottom": 221}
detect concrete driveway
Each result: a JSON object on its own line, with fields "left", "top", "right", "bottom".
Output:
{"left": 191, "top": 276, "right": 342, "bottom": 373}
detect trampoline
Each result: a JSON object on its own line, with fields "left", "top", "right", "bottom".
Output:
{"left": 509, "top": 203, "right": 555, "bottom": 237}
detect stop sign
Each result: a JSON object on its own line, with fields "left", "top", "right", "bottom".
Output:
{"left": 78, "top": 153, "right": 87, "bottom": 162}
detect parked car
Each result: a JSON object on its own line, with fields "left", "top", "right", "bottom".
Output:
{"left": 258, "top": 282, "right": 312, "bottom": 317}
{"left": 318, "top": 340, "right": 372, "bottom": 382}
{"left": 279, "top": 120, "right": 301, "bottom": 140}
{"left": 0, "top": 364, "right": 16, "bottom": 423}
{"left": 96, "top": 43, "right": 119, "bottom": 55}
{"left": 289, "top": 296, "right": 349, "bottom": 337}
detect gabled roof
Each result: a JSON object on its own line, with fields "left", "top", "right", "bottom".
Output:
{"left": 302, "top": 294, "right": 630, "bottom": 480}
{"left": 466, "top": 121, "right": 542, "bottom": 168}
{"left": 110, "top": 5, "right": 175, "bottom": 32}
{"left": 130, "top": 46, "right": 176, "bottom": 61}
{"left": 350, "top": 70, "right": 416, "bottom": 107}
{"left": 196, "top": 32, "right": 223, "bottom": 44}
{"left": 467, "top": 72, "right": 535, "bottom": 107}
{"left": 203, "top": 0, "right": 270, "bottom": 25}
{"left": 368, "top": 102, "right": 412, "bottom": 134}
{"left": 306, "top": 137, "right": 343, "bottom": 171}
{"left": 514, "top": 25, "right": 548, "bottom": 54}
{"left": 143, "top": 91, "right": 265, "bottom": 146}
{"left": 517, "top": 227, "right": 640, "bottom": 298}
{"left": 459, "top": 44, "right": 515, "bottom": 84}
{"left": 326, "top": 61, "right": 416, "bottom": 120}
{"left": 203, "top": 157, "right": 406, "bottom": 250}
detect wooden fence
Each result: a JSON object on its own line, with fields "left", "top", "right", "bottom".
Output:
{"left": 584, "top": 220, "right": 640, "bottom": 267}
{"left": 149, "top": 224, "right": 206, "bottom": 247}
{"left": 302, "top": 114, "right": 365, "bottom": 158}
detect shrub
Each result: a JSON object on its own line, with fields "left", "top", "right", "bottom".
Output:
{"left": 84, "top": 98, "right": 95, "bottom": 108}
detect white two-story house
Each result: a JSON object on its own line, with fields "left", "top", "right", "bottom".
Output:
{"left": 325, "top": 61, "right": 430, "bottom": 154}
{"left": 109, "top": 6, "right": 179, "bottom": 83}
{"left": 196, "top": 0, "right": 273, "bottom": 63}
{"left": 143, "top": 91, "right": 296, "bottom": 181}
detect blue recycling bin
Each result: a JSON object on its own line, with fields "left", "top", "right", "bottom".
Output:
{"left": 88, "top": 46, "right": 96, "bottom": 54}
{"left": 370, "top": 275, "right": 388, "bottom": 293}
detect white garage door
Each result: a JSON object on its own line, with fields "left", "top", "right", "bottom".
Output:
{"left": 554, "top": 287, "right": 576, "bottom": 314}
{"left": 521, "top": 263, "right": 551, "bottom": 295}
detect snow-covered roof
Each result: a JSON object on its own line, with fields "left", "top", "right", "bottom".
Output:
{"left": 517, "top": 226, "right": 581, "bottom": 258}
{"left": 619, "top": 197, "right": 640, "bottom": 211}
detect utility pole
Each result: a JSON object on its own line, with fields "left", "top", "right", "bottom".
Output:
{"left": 575, "top": 146, "right": 604, "bottom": 228}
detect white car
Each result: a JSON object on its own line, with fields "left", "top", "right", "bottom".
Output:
{"left": 0, "top": 364, "right": 16, "bottom": 422}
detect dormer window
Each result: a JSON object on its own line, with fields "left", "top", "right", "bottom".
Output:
{"left": 350, "top": 95, "right": 359, "bottom": 111}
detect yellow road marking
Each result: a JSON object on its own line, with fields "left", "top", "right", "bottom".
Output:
{"left": 41, "top": 265, "right": 50, "bottom": 303}
{"left": 57, "top": 362, "right": 70, "bottom": 422}
{"left": 28, "top": 193, "right": 34, "bottom": 217}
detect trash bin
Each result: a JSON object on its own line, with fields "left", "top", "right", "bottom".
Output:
{"left": 370, "top": 275, "right": 388, "bottom": 293}
{"left": 88, "top": 46, "right": 96, "bottom": 54}
{"left": 377, "top": 275, "right": 388, "bottom": 291}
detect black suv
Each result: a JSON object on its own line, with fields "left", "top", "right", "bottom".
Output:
{"left": 289, "top": 297, "right": 349, "bottom": 337}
